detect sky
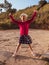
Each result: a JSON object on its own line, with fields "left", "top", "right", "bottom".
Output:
{"left": 0, "top": 0, "right": 48, "bottom": 11}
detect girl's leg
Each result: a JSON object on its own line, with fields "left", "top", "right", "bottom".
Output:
{"left": 16, "top": 43, "right": 21, "bottom": 53}
{"left": 28, "top": 44, "right": 36, "bottom": 56}
{"left": 28, "top": 44, "right": 40, "bottom": 57}
{"left": 12, "top": 43, "right": 21, "bottom": 56}
{"left": 28, "top": 44, "right": 33, "bottom": 52}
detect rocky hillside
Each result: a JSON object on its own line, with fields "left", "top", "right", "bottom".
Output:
{"left": 0, "top": 3, "right": 49, "bottom": 29}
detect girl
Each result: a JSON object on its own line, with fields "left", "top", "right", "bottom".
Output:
{"left": 9, "top": 10, "right": 37, "bottom": 57}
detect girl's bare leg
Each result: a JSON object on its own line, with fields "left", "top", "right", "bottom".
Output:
{"left": 28, "top": 44, "right": 36, "bottom": 56}
{"left": 12, "top": 43, "right": 21, "bottom": 57}
{"left": 28, "top": 44, "right": 33, "bottom": 52}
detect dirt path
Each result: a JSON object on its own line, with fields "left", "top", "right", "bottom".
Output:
{"left": 0, "top": 29, "right": 49, "bottom": 65}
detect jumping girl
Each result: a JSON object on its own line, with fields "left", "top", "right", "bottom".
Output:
{"left": 9, "top": 10, "right": 38, "bottom": 57}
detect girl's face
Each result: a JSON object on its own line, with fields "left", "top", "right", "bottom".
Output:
{"left": 20, "top": 16, "right": 27, "bottom": 22}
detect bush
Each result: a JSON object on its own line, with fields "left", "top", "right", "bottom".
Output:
{"left": 0, "top": 22, "right": 18, "bottom": 30}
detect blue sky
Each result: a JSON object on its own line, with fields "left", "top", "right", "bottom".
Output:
{"left": 0, "top": 0, "right": 48, "bottom": 11}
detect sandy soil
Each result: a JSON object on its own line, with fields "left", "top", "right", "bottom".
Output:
{"left": 0, "top": 29, "right": 49, "bottom": 65}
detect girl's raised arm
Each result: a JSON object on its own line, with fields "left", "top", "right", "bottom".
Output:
{"left": 27, "top": 10, "right": 38, "bottom": 23}
{"left": 9, "top": 13, "right": 19, "bottom": 24}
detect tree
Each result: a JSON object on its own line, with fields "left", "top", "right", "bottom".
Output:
{"left": 7, "top": 9, "right": 17, "bottom": 14}
{"left": 39, "top": 0, "right": 47, "bottom": 5}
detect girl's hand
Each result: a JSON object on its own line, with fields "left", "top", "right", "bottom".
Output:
{"left": 9, "top": 13, "right": 12, "bottom": 16}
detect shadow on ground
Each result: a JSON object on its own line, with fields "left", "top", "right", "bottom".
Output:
{"left": 0, "top": 51, "right": 49, "bottom": 65}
